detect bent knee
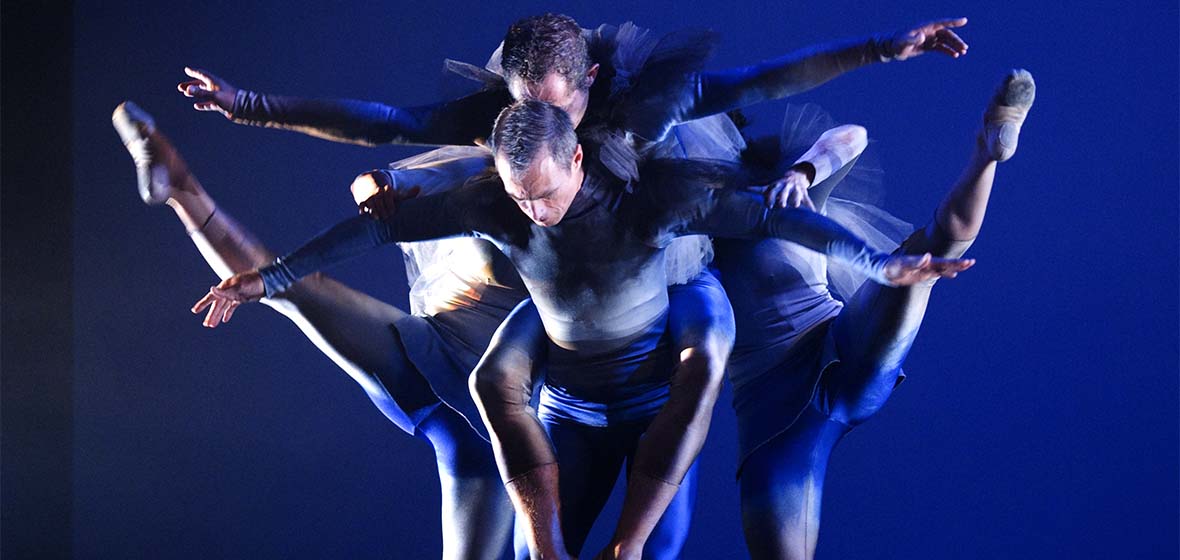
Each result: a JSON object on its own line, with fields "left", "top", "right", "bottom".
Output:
{"left": 823, "top": 371, "right": 900, "bottom": 426}
{"left": 469, "top": 358, "right": 531, "bottom": 415}
{"left": 900, "top": 222, "right": 975, "bottom": 260}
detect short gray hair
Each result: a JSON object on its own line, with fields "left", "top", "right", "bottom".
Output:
{"left": 490, "top": 100, "right": 578, "bottom": 178}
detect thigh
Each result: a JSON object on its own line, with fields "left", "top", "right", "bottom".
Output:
{"left": 418, "top": 406, "right": 515, "bottom": 560}
{"left": 825, "top": 231, "right": 937, "bottom": 425}
{"left": 740, "top": 406, "right": 845, "bottom": 560}
{"left": 545, "top": 420, "right": 631, "bottom": 557}
{"left": 473, "top": 298, "right": 548, "bottom": 407}
{"left": 667, "top": 269, "right": 736, "bottom": 361}
{"left": 263, "top": 273, "right": 438, "bottom": 432}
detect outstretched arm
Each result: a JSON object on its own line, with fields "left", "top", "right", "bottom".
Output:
{"left": 686, "top": 189, "right": 973, "bottom": 286}
{"left": 178, "top": 67, "right": 511, "bottom": 146}
{"left": 687, "top": 18, "right": 968, "bottom": 120}
{"left": 191, "top": 183, "right": 489, "bottom": 327}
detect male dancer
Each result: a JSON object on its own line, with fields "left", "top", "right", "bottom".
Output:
{"left": 713, "top": 71, "right": 1035, "bottom": 559}
{"left": 177, "top": 15, "right": 970, "bottom": 556}
{"left": 193, "top": 100, "right": 974, "bottom": 559}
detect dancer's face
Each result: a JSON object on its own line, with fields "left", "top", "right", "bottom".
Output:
{"left": 506, "top": 65, "right": 599, "bottom": 127}
{"left": 495, "top": 142, "right": 584, "bottom": 227}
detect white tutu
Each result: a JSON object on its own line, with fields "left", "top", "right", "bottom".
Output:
{"left": 774, "top": 103, "right": 913, "bottom": 300}
{"left": 384, "top": 145, "right": 500, "bottom": 315}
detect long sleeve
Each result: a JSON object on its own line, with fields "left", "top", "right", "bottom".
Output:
{"left": 230, "top": 87, "right": 511, "bottom": 146}
{"left": 684, "top": 188, "right": 891, "bottom": 284}
{"left": 385, "top": 146, "right": 494, "bottom": 196}
{"left": 259, "top": 187, "right": 487, "bottom": 296}
{"left": 685, "top": 36, "right": 891, "bottom": 121}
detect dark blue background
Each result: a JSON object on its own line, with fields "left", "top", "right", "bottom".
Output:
{"left": 73, "top": 1, "right": 1178, "bottom": 558}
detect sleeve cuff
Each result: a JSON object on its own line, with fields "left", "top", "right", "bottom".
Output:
{"left": 258, "top": 258, "right": 297, "bottom": 298}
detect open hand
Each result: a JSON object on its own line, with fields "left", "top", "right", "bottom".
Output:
{"left": 177, "top": 67, "right": 238, "bottom": 118}
{"left": 888, "top": 18, "right": 969, "bottom": 61}
{"left": 191, "top": 270, "right": 264, "bottom": 328}
{"left": 882, "top": 253, "right": 975, "bottom": 286}
{"left": 763, "top": 169, "right": 816, "bottom": 210}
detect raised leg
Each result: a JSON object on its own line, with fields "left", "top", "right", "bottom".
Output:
{"left": 825, "top": 70, "right": 1035, "bottom": 425}
{"left": 114, "top": 102, "right": 514, "bottom": 557}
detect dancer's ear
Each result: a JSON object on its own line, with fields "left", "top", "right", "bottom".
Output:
{"left": 571, "top": 143, "right": 584, "bottom": 172}
{"left": 583, "top": 64, "right": 600, "bottom": 89}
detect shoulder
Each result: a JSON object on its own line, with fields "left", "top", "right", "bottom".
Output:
{"left": 458, "top": 171, "right": 509, "bottom": 201}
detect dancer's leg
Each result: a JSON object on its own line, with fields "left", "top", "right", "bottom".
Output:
{"left": 825, "top": 70, "right": 1035, "bottom": 425}
{"left": 739, "top": 406, "right": 845, "bottom": 560}
{"left": 418, "top": 405, "right": 516, "bottom": 560}
{"left": 115, "top": 102, "right": 513, "bottom": 557}
{"left": 544, "top": 420, "right": 633, "bottom": 558}
{"left": 738, "top": 71, "right": 1035, "bottom": 560}
{"left": 113, "top": 102, "right": 434, "bottom": 424}
{"left": 640, "top": 459, "right": 699, "bottom": 560}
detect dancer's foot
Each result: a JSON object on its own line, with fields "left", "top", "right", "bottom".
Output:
{"left": 112, "top": 101, "right": 195, "bottom": 204}
{"left": 983, "top": 69, "right": 1036, "bottom": 162}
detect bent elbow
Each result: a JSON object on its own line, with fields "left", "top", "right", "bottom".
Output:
{"left": 831, "top": 124, "right": 869, "bottom": 157}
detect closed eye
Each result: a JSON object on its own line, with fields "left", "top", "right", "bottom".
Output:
{"left": 509, "top": 186, "right": 559, "bottom": 202}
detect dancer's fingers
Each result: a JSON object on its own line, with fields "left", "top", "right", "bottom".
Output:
{"left": 203, "top": 298, "right": 225, "bottom": 328}
{"left": 934, "top": 44, "right": 961, "bottom": 58}
{"left": 764, "top": 181, "right": 783, "bottom": 208}
{"left": 210, "top": 299, "right": 229, "bottom": 327}
{"left": 937, "top": 28, "right": 969, "bottom": 53}
{"left": 222, "top": 300, "right": 238, "bottom": 324}
{"left": 178, "top": 79, "right": 204, "bottom": 96}
{"left": 801, "top": 192, "right": 817, "bottom": 212}
{"left": 930, "top": 17, "right": 968, "bottom": 29}
{"left": 192, "top": 292, "right": 215, "bottom": 314}
{"left": 184, "top": 67, "right": 219, "bottom": 89}
{"left": 210, "top": 285, "right": 240, "bottom": 300}
{"left": 787, "top": 185, "right": 803, "bottom": 208}
{"left": 185, "top": 84, "right": 212, "bottom": 99}
{"left": 933, "top": 258, "right": 975, "bottom": 273}
{"left": 380, "top": 186, "right": 399, "bottom": 217}
{"left": 372, "top": 191, "right": 391, "bottom": 218}
{"left": 193, "top": 101, "right": 219, "bottom": 112}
